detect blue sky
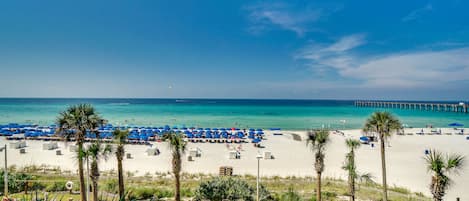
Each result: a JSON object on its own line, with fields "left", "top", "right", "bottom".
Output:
{"left": 1, "top": 0, "right": 469, "bottom": 100}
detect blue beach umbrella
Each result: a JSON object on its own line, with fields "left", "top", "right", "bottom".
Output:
{"left": 359, "top": 136, "right": 370, "bottom": 144}
{"left": 448, "top": 123, "right": 464, "bottom": 127}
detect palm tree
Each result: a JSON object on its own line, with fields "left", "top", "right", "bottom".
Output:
{"left": 84, "top": 142, "right": 112, "bottom": 201}
{"left": 306, "top": 129, "right": 329, "bottom": 201}
{"left": 163, "top": 131, "right": 187, "bottom": 201}
{"left": 363, "top": 111, "right": 401, "bottom": 201}
{"left": 57, "top": 104, "right": 104, "bottom": 201}
{"left": 343, "top": 139, "right": 361, "bottom": 201}
{"left": 113, "top": 129, "right": 129, "bottom": 200}
{"left": 425, "top": 149, "right": 465, "bottom": 201}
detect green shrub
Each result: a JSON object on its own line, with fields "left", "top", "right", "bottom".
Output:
{"left": 194, "top": 177, "right": 274, "bottom": 201}
{"left": 279, "top": 187, "right": 302, "bottom": 201}
{"left": 30, "top": 182, "right": 46, "bottom": 191}
{"left": 180, "top": 187, "right": 194, "bottom": 198}
{"left": 154, "top": 188, "right": 174, "bottom": 199}
{"left": 45, "top": 181, "right": 67, "bottom": 192}
{"left": 0, "top": 171, "right": 34, "bottom": 193}
{"left": 131, "top": 187, "right": 156, "bottom": 200}
{"left": 103, "top": 179, "right": 118, "bottom": 193}
{"left": 309, "top": 191, "right": 337, "bottom": 201}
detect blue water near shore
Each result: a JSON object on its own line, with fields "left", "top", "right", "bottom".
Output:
{"left": 0, "top": 98, "right": 467, "bottom": 129}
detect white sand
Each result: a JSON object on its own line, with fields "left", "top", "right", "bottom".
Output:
{"left": 1, "top": 127, "right": 469, "bottom": 200}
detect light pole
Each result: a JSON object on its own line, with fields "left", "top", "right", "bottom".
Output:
{"left": 0, "top": 144, "right": 8, "bottom": 197}
{"left": 86, "top": 155, "right": 90, "bottom": 201}
{"left": 256, "top": 153, "right": 262, "bottom": 201}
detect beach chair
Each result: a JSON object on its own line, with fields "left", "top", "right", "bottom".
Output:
{"left": 263, "top": 151, "right": 272, "bottom": 159}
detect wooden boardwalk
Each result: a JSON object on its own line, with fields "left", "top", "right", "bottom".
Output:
{"left": 354, "top": 101, "right": 468, "bottom": 113}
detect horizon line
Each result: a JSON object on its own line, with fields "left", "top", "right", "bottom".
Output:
{"left": 0, "top": 97, "right": 467, "bottom": 103}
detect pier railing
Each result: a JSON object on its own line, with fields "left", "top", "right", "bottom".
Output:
{"left": 354, "top": 101, "right": 468, "bottom": 113}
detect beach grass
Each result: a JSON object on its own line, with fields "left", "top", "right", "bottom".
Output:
{"left": 5, "top": 168, "right": 430, "bottom": 201}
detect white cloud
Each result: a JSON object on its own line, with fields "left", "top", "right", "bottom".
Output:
{"left": 343, "top": 48, "right": 469, "bottom": 87}
{"left": 245, "top": 2, "right": 324, "bottom": 36}
{"left": 325, "top": 34, "right": 366, "bottom": 52}
{"left": 296, "top": 35, "right": 469, "bottom": 89}
{"left": 402, "top": 3, "right": 433, "bottom": 22}
{"left": 295, "top": 34, "right": 365, "bottom": 72}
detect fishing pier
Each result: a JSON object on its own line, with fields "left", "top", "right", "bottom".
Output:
{"left": 354, "top": 101, "right": 468, "bottom": 113}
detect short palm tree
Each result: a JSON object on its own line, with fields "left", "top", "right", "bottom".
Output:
{"left": 363, "top": 111, "right": 401, "bottom": 201}
{"left": 56, "top": 104, "right": 104, "bottom": 201}
{"left": 113, "top": 129, "right": 129, "bottom": 200}
{"left": 163, "top": 131, "right": 187, "bottom": 201}
{"left": 425, "top": 149, "right": 465, "bottom": 201}
{"left": 85, "top": 142, "right": 112, "bottom": 201}
{"left": 343, "top": 139, "right": 361, "bottom": 201}
{"left": 306, "top": 129, "right": 329, "bottom": 201}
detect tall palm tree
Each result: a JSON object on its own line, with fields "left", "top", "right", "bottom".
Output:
{"left": 425, "top": 149, "right": 465, "bottom": 201}
{"left": 363, "top": 111, "right": 401, "bottom": 201}
{"left": 57, "top": 104, "right": 104, "bottom": 201}
{"left": 163, "top": 131, "right": 187, "bottom": 201}
{"left": 306, "top": 129, "right": 329, "bottom": 201}
{"left": 84, "top": 142, "right": 112, "bottom": 201}
{"left": 113, "top": 129, "right": 129, "bottom": 200}
{"left": 343, "top": 139, "right": 361, "bottom": 201}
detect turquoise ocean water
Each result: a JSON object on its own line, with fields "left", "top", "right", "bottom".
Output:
{"left": 0, "top": 98, "right": 467, "bottom": 130}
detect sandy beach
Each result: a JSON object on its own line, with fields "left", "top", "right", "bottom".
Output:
{"left": 2, "top": 127, "right": 469, "bottom": 200}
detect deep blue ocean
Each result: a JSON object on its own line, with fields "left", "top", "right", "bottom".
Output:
{"left": 0, "top": 98, "right": 467, "bottom": 130}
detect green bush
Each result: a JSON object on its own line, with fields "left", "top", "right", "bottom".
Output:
{"left": 310, "top": 191, "right": 337, "bottom": 201}
{"left": 194, "top": 177, "right": 274, "bottom": 201}
{"left": 103, "top": 179, "right": 118, "bottom": 193}
{"left": 180, "top": 187, "right": 194, "bottom": 198}
{"left": 0, "top": 171, "right": 34, "bottom": 194}
{"left": 154, "top": 188, "right": 174, "bottom": 199}
{"left": 279, "top": 187, "right": 302, "bottom": 201}
{"left": 45, "top": 181, "right": 67, "bottom": 192}
{"left": 131, "top": 187, "right": 156, "bottom": 200}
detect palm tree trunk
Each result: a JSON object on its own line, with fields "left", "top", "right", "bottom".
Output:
{"left": 77, "top": 143, "right": 87, "bottom": 201}
{"left": 117, "top": 154, "right": 124, "bottom": 200}
{"left": 380, "top": 134, "right": 388, "bottom": 201}
{"left": 92, "top": 179, "right": 98, "bottom": 201}
{"left": 175, "top": 173, "right": 181, "bottom": 201}
{"left": 351, "top": 174, "right": 355, "bottom": 201}
{"left": 317, "top": 171, "right": 322, "bottom": 201}
{"left": 350, "top": 151, "right": 355, "bottom": 201}
{"left": 91, "top": 159, "right": 99, "bottom": 201}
